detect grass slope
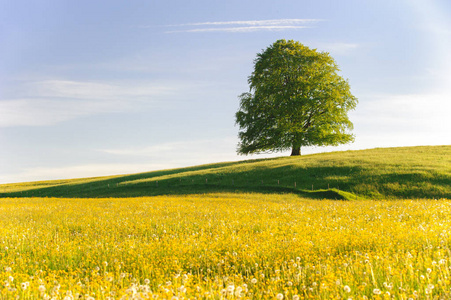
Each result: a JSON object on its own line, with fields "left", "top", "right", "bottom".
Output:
{"left": 1, "top": 145, "right": 450, "bottom": 199}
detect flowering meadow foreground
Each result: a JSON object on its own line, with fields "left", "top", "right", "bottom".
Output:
{"left": 1, "top": 194, "right": 450, "bottom": 299}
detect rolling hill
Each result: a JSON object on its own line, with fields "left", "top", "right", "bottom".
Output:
{"left": 1, "top": 145, "right": 450, "bottom": 199}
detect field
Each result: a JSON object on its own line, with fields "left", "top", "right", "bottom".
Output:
{"left": 1, "top": 146, "right": 450, "bottom": 200}
{"left": 1, "top": 146, "right": 450, "bottom": 299}
{"left": 1, "top": 194, "right": 451, "bottom": 299}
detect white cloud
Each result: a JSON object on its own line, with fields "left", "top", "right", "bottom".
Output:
{"left": 0, "top": 79, "right": 198, "bottom": 127}
{"left": 167, "top": 25, "right": 310, "bottom": 33}
{"left": 100, "top": 137, "right": 239, "bottom": 158}
{"left": 0, "top": 163, "right": 177, "bottom": 184}
{"left": 179, "top": 19, "right": 321, "bottom": 27}
{"left": 163, "top": 18, "right": 321, "bottom": 33}
{"left": 0, "top": 98, "right": 125, "bottom": 127}
{"left": 352, "top": 92, "right": 451, "bottom": 147}
{"left": 0, "top": 138, "right": 244, "bottom": 184}
{"left": 23, "top": 80, "right": 177, "bottom": 100}
{"left": 312, "top": 42, "right": 359, "bottom": 55}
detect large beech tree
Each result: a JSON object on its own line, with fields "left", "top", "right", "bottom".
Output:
{"left": 236, "top": 39, "right": 358, "bottom": 156}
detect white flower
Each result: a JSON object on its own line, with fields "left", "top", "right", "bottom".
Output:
{"left": 251, "top": 278, "right": 258, "bottom": 284}
{"left": 343, "top": 285, "right": 351, "bottom": 293}
{"left": 373, "top": 288, "right": 381, "bottom": 295}
{"left": 293, "top": 295, "right": 300, "bottom": 300}
{"left": 276, "top": 293, "right": 284, "bottom": 300}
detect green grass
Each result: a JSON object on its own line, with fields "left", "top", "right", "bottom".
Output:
{"left": 1, "top": 145, "right": 450, "bottom": 199}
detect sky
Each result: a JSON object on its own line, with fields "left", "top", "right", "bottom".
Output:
{"left": 1, "top": 0, "right": 450, "bottom": 184}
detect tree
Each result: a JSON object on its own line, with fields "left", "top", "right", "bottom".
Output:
{"left": 235, "top": 39, "right": 358, "bottom": 156}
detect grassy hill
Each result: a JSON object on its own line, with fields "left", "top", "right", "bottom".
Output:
{"left": 1, "top": 145, "right": 450, "bottom": 199}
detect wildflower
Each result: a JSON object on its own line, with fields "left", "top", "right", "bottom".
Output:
{"left": 343, "top": 285, "right": 351, "bottom": 293}
{"left": 427, "top": 268, "right": 432, "bottom": 274}
{"left": 144, "top": 278, "right": 150, "bottom": 285}
{"left": 287, "top": 281, "right": 293, "bottom": 287}
{"left": 39, "top": 285, "right": 46, "bottom": 293}
{"left": 373, "top": 289, "right": 381, "bottom": 295}
{"left": 235, "top": 286, "right": 243, "bottom": 297}
{"left": 383, "top": 282, "right": 393, "bottom": 290}
{"left": 21, "top": 282, "right": 29, "bottom": 290}
{"left": 5, "top": 267, "right": 11, "bottom": 272}
{"left": 251, "top": 278, "right": 258, "bottom": 284}
{"left": 276, "top": 293, "right": 284, "bottom": 300}
{"left": 293, "top": 295, "right": 300, "bottom": 300}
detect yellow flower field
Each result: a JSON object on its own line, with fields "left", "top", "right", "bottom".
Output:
{"left": 0, "top": 193, "right": 450, "bottom": 299}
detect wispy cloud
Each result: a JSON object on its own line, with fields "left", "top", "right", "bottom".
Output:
{"left": 351, "top": 92, "right": 451, "bottom": 147}
{"left": 312, "top": 42, "right": 359, "bottom": 55}
{"left": 99, "top": 137, "right": 239, "bottom": 158}
{"left": 0, "top": 163, "right": 176, "bottom": 184}
{"left": 163, "top": 18, "right": 321, "bottom": 33}
{"left": 0, "top": 79, "right": 197, "bottom": 127}
{"left": 0, "top": 137, "right": 242, "bottom": 183}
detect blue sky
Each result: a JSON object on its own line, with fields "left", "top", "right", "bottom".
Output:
{"left": 1, "top": 0, "right": 450, "bottom": 183}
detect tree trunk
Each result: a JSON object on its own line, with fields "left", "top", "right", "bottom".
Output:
{"left": 290, "top": 146, "right": 301, "bottom": 156}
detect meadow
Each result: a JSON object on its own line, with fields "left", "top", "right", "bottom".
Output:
{"left": 1, "top": 146, "right": 450, "bottom": 299}
{"left": 1, "top": 193, "right": 451, "bottom": 299}
{"left": 1, "top": 146, "right": 450, "bottom": 200}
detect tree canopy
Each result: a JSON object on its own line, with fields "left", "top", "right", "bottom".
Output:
{"left": 235, "top": 39, "right": 358, "bottom": 156}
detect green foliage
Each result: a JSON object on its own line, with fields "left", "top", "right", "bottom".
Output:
{"left": 236, "top": 39, "right": 357, "bottom": 155}
{"left": 1, "top": 146, "right": 450, "bottom": 200}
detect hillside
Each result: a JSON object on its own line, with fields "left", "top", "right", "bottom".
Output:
{"left": 1, "top": 145, "right": 450, "bottom": 199}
